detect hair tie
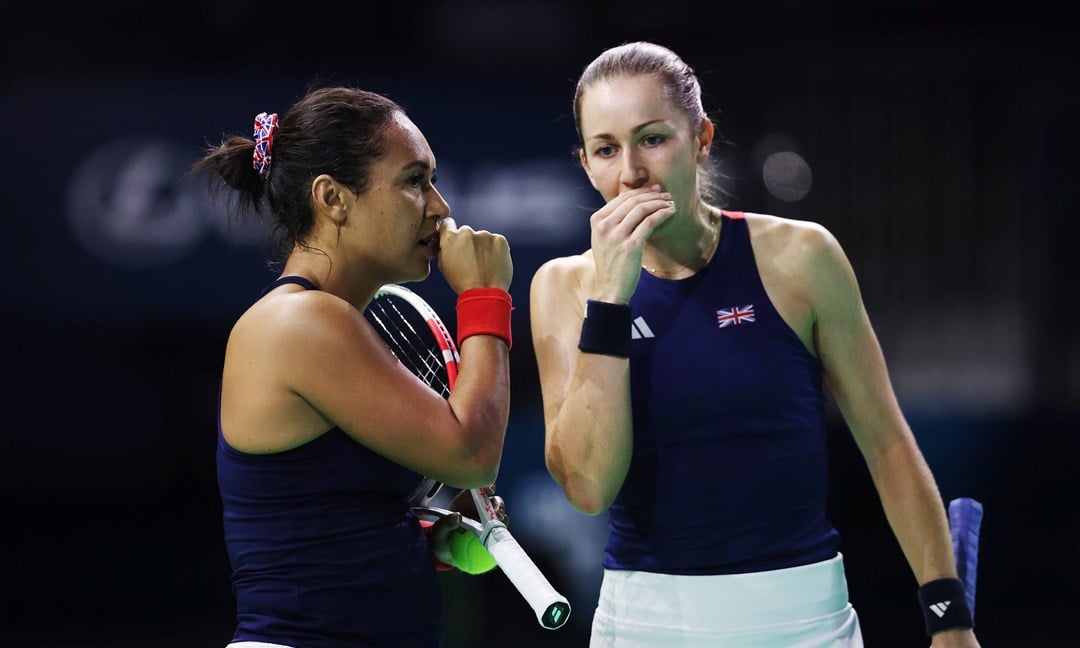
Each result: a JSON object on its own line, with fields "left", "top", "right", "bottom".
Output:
{"left": 252, "top": 112, "right": 279, "bottom": 179}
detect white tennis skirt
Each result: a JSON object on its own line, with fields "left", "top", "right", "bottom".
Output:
{"left": 590, "top": 553, "right": 863, "bottom": 647}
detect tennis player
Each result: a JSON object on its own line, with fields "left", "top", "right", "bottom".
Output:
{"left": 196, "top": 86, "right": 514, "bottom": 647}
{"left": 530, "top": 42, "right": 980, "bottom": 647}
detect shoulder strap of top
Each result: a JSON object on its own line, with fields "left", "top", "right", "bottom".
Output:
{"left": 260, "top": 275, "right": 320, "bottom": 296}
{"left": 715, "top": 210, "right": 750, "bottom": 258}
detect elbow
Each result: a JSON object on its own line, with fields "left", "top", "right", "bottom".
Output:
{"left": 457, "top": 465, "right": 500, "bottom": 490}
{"left": 865, "top": 433, "right": 926, "bottom": 484}
{"left": 565, "top": 484, "right": 610, "bottom": 516}
{"left": 477, "top": 443, "right": 502, "bottom": 485}
{"left": 546, "top": 452, "right": 612, "bottom": 516}
{"left": 446, "top": 454, "right": 500, "bottom": 490}
{"left": 451, "top": 429, "right": 504, "bottom": 489}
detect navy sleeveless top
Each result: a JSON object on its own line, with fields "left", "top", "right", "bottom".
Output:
{"left": 606, "top": 212, "right": 841, "bottom": 575}
{"left": 217, "top": 276, "right": 442, "bottom": 646}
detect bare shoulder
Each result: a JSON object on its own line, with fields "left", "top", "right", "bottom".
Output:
{"left": 743, "top": 212, "right": 835, "bottom": 251}
{"left": 744, "top": 213, "right": 860, "bottom": 315}
{"left": 234, "top": 288, "right": 341, "bottom": 334}
{"left": 531, "top": 252, "right": 593, "bottom": 303}
{"left": 221, "top": 288, "right": 372, "bottom": 451}
{"left": 530, "top": 251, "right": 594, "bottom": 344}
{"left": 744, "top": 212, "right": 848, "bottom": 272}
{"left": 230, "top": 288, "right": 364, "bottom": 358}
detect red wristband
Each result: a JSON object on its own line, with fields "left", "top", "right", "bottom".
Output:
{"left": 456, "top": 288, "right": 513, "bottom": 349}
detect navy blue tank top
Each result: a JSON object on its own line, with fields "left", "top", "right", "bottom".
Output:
{"left": 217, "top": 276, "right": 442, "bottom": 646}
{"left": 606, "top": 212, "right": 840, "bottom": 575}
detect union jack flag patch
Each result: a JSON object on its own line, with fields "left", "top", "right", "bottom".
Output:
{"left": 717, "top": 305, "right": 755, "bottom": 328}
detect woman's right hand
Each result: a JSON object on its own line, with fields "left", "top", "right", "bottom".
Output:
{"left": 589, "top": 185, "right": 676, "bottom": 303}
{"left": 437, "top": 217, "right": 513, "bottom": 293}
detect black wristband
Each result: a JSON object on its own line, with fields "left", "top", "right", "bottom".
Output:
{"left": 917, "top": 578, "right": 973, "bottom": 635}
{"left": 578, "top": 300, "right": 632, "bottom": 358}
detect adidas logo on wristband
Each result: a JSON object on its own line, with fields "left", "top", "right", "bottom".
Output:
{"left": 917, "top": 578, "right": 972, "bottom": 635}
{"left": 630, "top": 316, "right": 654, "bottom": 339}
{"left": 929, "top": 601, "right": 951, "bottom": 618}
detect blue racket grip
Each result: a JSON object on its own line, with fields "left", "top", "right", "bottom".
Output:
{"left": 948, "top": 497, "right": 982, "bottom": 619}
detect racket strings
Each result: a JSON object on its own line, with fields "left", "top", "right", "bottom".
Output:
{"left": 384, "top": 302, "right": 448, "bottom": 393}
{"left": 367, "top": 297, "right": 451, "bottom": 397}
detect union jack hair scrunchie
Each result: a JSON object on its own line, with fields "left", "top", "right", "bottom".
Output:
{"left": 252, "top": 112, "right": 279, "bottom": 178}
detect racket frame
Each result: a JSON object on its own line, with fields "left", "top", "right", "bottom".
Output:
{"left": 367, "top": 284, "right": 571, "bottom": 630}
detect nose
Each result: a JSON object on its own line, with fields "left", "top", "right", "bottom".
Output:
{"left": 619, "top": 149, "right": 648, "bottom": 191}
{"left": 426, "top": 186, "right": 450, "bottom": 220}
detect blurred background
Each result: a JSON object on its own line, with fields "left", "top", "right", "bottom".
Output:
{"left": 2, "top": 0, "right": 1076, "bottom": 646}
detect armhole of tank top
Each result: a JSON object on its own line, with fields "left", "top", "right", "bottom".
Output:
{"left": 261, "top": 275, "right": 320, "bottom": 296}
{"left": 226, "top": 276, "right": 333, "bottom": 458}
{"left": 736, "top": 213, "right": 820, "bottom": 362}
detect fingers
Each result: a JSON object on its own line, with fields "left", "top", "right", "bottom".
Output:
{"left": 484, "top": 484, "right": 508, "bottom": 525}
{"left": 622, "top": 198, "right": 677, "bottom": 244}
{"left": 592, "top": 185, "right": 663, "bottom": 220}
{"left": 591, "top": 185, "right": 676, "bottom": 238}
{"left": 428, "top": 510, "right": 462, "bottom": 565}
{"left": 586, "top": 186, "right": 677, "bottom": 302}
{"left": 492, "top": 495, "right": 509, "bottom": 526}
{"left": 436, "top": 221, "right": 513, "bottom": 292}
{"left": 445, "top": 487, "right": 508, "bottom": 526}
{"left": 617, "top": 198, "right": 677, "bottom": 239}
{"left": 592, "top": 185, "right": 670, "bottom": 222}
{"left": 431, "top": 510, "right": 463, "bottom": 540}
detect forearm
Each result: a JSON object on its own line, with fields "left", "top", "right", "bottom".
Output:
{"left": 446, "top": 336, "right": 510, "bottom": 485}
{"left": 546, "top": 354, "right": 633, "bottom": 515}
{"left": 872, "top": 437, "right": 981, "bottom": 646}
{"left": 868, "top": 433, "right": 957, "bottom": 584}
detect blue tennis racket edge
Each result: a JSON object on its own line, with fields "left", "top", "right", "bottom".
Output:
{"left": 948, "top": 497, "right": 982, "bottom": 621}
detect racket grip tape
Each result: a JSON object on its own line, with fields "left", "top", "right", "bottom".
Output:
{"left": 484, "top": 526, "right": 571, "bottom": 629}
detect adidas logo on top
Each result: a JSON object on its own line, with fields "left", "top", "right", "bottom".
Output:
{"left": 631, "top": 316, "right": 654, "bottom": 339}
{"left": 929, "top": 601, "right": 951, "bottom": 618}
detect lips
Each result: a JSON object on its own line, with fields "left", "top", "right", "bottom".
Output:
{"left": 418, "top": 233, "right": 439, "bottom": 252}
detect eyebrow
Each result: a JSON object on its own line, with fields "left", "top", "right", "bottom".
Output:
{"left": 586, "top": 119, "right": 667, "bottom": 142}
{"left": 401, "top": 160, "right": 433, "bottom": 173}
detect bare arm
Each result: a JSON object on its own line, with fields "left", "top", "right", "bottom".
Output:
{"left": 530, "top": 187, "right": 676, "bottom": 514}
{"left": 315, "top": 220, "right": 511, "bottom": 488}
{"left": 531, "top": 260, "right": 633, "bottom": 514}
{"left": 223, "top": 220, "right": 512, "bottom": 489}
{"left": 277, "top": 292, "right": 509, "bottom": 488}
{"left": 807, "top": 226, "right": 978, "bottom": 646}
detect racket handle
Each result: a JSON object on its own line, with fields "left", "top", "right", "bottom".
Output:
{"left": 948, "top": 497, "right": 982, "bottom": 620}
{"left": 484, "top": 525, "right": 572, "bottom": 629}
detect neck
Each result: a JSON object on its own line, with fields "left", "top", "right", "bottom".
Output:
{"left": 280, "top": 246, "right": 380, "bottom": 310}
{"left": 641, "top": 200, "right": 722, "bottom": 279}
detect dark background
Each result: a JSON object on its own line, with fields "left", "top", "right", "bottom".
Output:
{"left": 2, "top": 1, "right": 1077, "bottom": 646}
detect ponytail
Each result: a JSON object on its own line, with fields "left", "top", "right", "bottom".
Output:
{"left": 194, "top": 134, "right": 268, "bottom": 219}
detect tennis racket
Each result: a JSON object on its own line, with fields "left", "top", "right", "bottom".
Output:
{"left": 948, "top": 497, "right": 982, "bottom": 621}
{"left": 363, "top": 283, "right": 571, "bottom": 630}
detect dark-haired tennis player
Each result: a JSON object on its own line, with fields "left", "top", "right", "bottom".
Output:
{"left": 196, "top": 85, "right": 514, "bottom": 647}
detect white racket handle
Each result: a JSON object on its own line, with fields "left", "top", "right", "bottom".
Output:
{"left": 483, "top": 524, "right": 571, "bottom": 629}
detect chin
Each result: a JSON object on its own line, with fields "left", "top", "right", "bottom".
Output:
{"left": 402, "top": 259, "right": 433, "bottom": 284}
